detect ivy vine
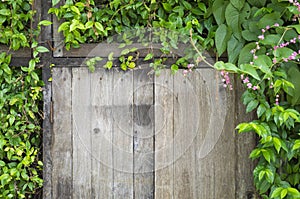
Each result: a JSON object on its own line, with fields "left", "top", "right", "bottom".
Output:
{"left": 0, "top": 0, "right": 50, "bottom": 198}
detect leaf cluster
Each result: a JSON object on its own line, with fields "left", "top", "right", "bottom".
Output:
{"left": 0, "top": 0, "right": 48, "bottom": 198}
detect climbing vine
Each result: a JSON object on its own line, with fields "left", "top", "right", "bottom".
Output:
{"left": 0, "top": 0, "right": 50, "bottom": 198}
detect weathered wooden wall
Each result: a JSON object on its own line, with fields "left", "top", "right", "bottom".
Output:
{"left": 46, "top": 65, "right": 257, "bottom": 199}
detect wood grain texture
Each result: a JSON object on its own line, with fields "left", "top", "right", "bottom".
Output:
{"left": 173, "top": 71, "right": 200, "bottom": 199}
{"left": 90, "top": 68, "right": 114, "bottom": 198}
{"left": 48, "top": 67, "right": 257, "bottom": 199}
{"left": 112, "top": 69, "right": 134, "bottom": 198}
{"left": 72, "top": 68, "right": 92, "bottom": 198}
{"left": 133, "top": 68, "right": 154, "bottom": 198}
{"left": 52, "top": 0, "right": 65, "bottom": 57}
{"left": 154, "top": 70, "right": 174, "bottom": 199}
{"left": 235, "top": 76, "right": 257, "bottom": 199}
{"left": 52, "top": 68, "right": 72, "bottom": 198}
{"left": 195, "top": 69, "right": 236, "bottom": 199}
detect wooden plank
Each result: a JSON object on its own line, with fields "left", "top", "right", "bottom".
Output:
{"left": 90, "top": 68, "right": 114, "bottom": 198}
{"left": 194, "top": 69, "right": 236, "bottom": 198}
{"left": 235, "top": 77, "right": 257, "bottom": 199}
{"left": 190, "top": 69, "right": 215, "bottom": 198}
{"left": 52, "top": 68, "right": 72, "bottom": 198}
{"left": 40, "top": 0, "right": 53, "bottom": 197}
{"left": 154, "top": 70, "right": 174, "bottom": 198}
{"left": 212, "top": 69, "right": 236, "bottom": 199}
{"left": 133, "top": 68, "right": 154, "bottom": 198}
{"left": 112, "top": 69, "right": 134, "bottom": 198}
{"left": 52, "top": 0, "right": 65, "bottom": 57}
{"left": 72, "top": 67, "right": 92, "bottom": 198}
{"left": 173, "top": 71, "right": 200, "bottom": 198}
{"left": 0, "top": 46, "right": 31, "bottom": 57}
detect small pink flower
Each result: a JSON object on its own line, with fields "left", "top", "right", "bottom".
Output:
{"left": 266, "top": 25, "right": 270, "bottom": 30}
{"left": 261, "top": 29, "right": 266, "bottom": 33}
{"left": 253, "top": 86, "right": 258, "bottom": 90}
{"left": 187, "top": 64, "right": 194, "bottom": 69}
{"left": 254, "top": 55, "right": 258, "bottom": 59}
{"left": 247, "top": 83, "right": 252, "bottom": 88}
{"left": 258, "top": 35, "right": 264, "bottom": 40}
{"left": 243, "top": 77, "right": 249, "bottom": 84}
{"left": 274, "top": 23, "right": 280, "bottom": 27}
{"left": 183, "top": 70, "right": 188, "bottom": 76}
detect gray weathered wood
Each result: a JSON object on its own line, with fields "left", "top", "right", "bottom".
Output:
{"left": 48, "top": 66, "right": 257, "bottom": 199}
{"left": 52, "top": 0, "right": 65, "bottom": 57}
{"left": 173, "top": 71, "right": 200, "bottom": 199}
{"left": 52, "top": 68, "right": 72, "bottom": 198}
{"left": 235, "top": 77, "right": 257, "bottom": 199}
{"left": 194, "top": 69, "right": 236, "bottom": 198}
{"left": 90, "top": 68, "right": 114, "bottom": 198}
{"left": 112, "top": 69, "right": 134, "bottom": 198}
{"left": 0, "top": 46, "right": 31, "bottom": 57}
{"left": 72, "top": 68, "right": 92, "bottom": 198}
{"left": 133, "top": 68, "right": 154, "bottom": 198}
{"left": 154, "top": 70, "right": 174, "bottom": 198}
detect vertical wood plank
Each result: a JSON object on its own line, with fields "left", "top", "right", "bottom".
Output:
{"left": 72, "top": 68, "right": 92, "bottom": 198}
{"left": 52, "top": 0, "right": 64, "bottom": 57}
{"left": 173, "top": 71, "right": 200, "bottom": 199}
{"left": 235, "top": 77, "right": 257, "bottom": 199}
{"left": 90, "top": 68, "right": 114, "bottom": 198}
{"left": 192, "top": 69, "right": 215, "bottom": 199}
{"left": 112, "top": 69, "right": 134, "bottom": 198}
{"left": 194, "top": 69, "right": 236, "bottom": 199}
{"left": 133, "top": 68, "right": 154, "bottom": 198}
{"left": 154, "top": 70, "right": 174, "bottom": 199}
{"left": 52, "top": 68, "right": 72, "bottom": 198}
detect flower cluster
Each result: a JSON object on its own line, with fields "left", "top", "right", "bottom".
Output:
{"left": 220, "top": 70, "right": 233, "bottom": 90}
{"left": 240, "top": 74, "right": 258, "bottom": 91}
{"left": 289, "top": 0, "right": 300, "bottom": 21}
{"left": 250, "top": 23, "right": 300, "bottom": 64}
{"left": 183, "top": 63, "right": 194, "bottom": 76}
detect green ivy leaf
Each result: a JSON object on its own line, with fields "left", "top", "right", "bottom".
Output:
{"left": 52, "top": 0, "right": 61, "bottom": 6}
{"left": 36, "top": 46, "right": 49, "bottom": 53}
{"left": 292, "top": 140, "right": 300, "bottom": 151}
{"left": 70, "top": 6, "right": 80, "bottom": 15}
{"left": 212, "top": 0, "right": 228, "bottom": 25}
{"left": 246, "top": 99, "right": 259, "bottom": 113}
{"left": 0, "top": 9, "right": 10, "bottom": 16}
{"left": 227, "top": 35, "right": 244, "bottom": 63}
{"left": 273, "top": 137, "right": 281, "bottom": 154}
{"left": 215, "top": 24, "right": 231, "bottom": 56}
{"left": 162, "top": 3, "right": 172, "bottom": 12}
{"left": 230, "top": 0, "right": 245, "bottom": 10}
{"left": 238, "top": 42, "right": 256, "bottom": 65}
{"left": 144, "top": 53, "right": 153, "bottom": 61}
{"left": 240, "top": 64, "right": 261, "bottom": 80}
{"left": 225, "top": 3, "right": 241, "bottom": 39}
{"left": 38, "top": 20, "right": 52, "bottom": 26}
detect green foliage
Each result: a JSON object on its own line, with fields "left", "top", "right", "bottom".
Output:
{"left": 214, "top": 1, "right": 300, "bottom": 197}
{"left": 0, "top": 0, "right": 48, "bottom": 197}
{"left": 50, "top": 0, "right": 216, "bottom": 72}
{"left": 0, "top": 53, "right": 43, "bottom": 198}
